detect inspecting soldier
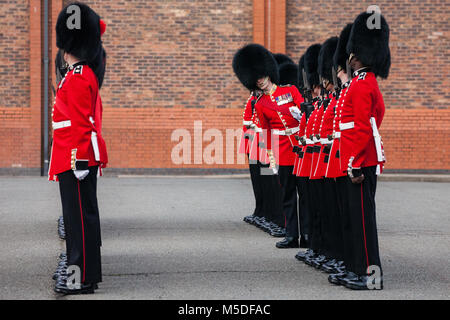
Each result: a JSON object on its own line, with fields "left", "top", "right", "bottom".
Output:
{"left": 233, "top": 44, "right": 303, "bottom": 248}
{"left": 49, "top": 2, "right": 108, "bottom": 295}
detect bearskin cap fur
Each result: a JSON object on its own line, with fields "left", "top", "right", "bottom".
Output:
{"left": 318, "top": 37, "right": 339, "bottom": 83}
{"left": 333, "top": 23, "right": 353, "bottom": 73}
{"left": 232, "top": 44, "right": 280, "bottom": 91}
{"left": 273, "top": 53, "right": 294, "bottom": 66}
{"left": 347, "top": 12, "right": 391, "bottom": 78}
{"left": 304, "top": 44, "right": 322, "bottom": 87}
{"left": 298, "top": 54, "right": 305, "bottom": 89}
{"left": 279, "top": 62, "right": 299, "bottom": 87}
{"left": 56, "top": 2, "right": 102, "bottom": 62}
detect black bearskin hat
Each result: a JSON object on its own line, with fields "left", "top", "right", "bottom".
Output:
{"left": 333, "top": 23, "right": 353, "bottom": 73}
{"left": 279, "top": 62, "right": 299, "bottom": 87}
{"left": 89, "top": 45, "right": 107, "bottom": 89}
{"left": 318, "top": 37, "right": 338, "bottom": 83}
{"left": 298, "top": 54, "right": 305, "bottom": 89}
{"left": 273, "top": 53, "right": 294, "bottom": 66}
{"left": 304, "top": 44, "right": 322, "bottom": 87}
{"left": 347, "top": 12, "right": 391, "bottom": 78}
{"left": 56, "top": 2, "right": 102, "bottom": 62}
{"left": 232, "top": 44, "right": 280, "bottom": 91}
{"left": 55, "top": 49, "right": 68, "bottom": 84}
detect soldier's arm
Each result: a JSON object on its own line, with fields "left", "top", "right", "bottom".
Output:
{"left": 255, "top": 103, "right": 272, "bottom": 150}
{"left": 351, "top": 80, "right": 374, "bottom": 168}
{"left": 66, "top": 76, "right": 94, "bottom": 171}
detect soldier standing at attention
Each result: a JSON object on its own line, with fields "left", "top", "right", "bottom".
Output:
{"left": 338, "top": 12, "right": 390, "bottom": 290}
{"left": 49, "top": 2, "right": 108, "bottom": 295}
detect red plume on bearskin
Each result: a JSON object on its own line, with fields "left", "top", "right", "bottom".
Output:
{"left": 100, "top": 19, "right": 106, "bottom": 36}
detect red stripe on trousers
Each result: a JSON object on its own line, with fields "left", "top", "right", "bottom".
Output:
{"left": 360, "top": 183, "right": 370, "bottom": 271}
{"left": 77, "top": 181, "right": 86, "bottom": 283}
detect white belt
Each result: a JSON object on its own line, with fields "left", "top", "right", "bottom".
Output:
{"left": 334, "top": 132, "right": 341, "bottom": 139}
{"left": 243, "top": 120, "right": 253, "bottom": 126}
{"left": 305, "top": 138, "right": 314, "bottom": 145}
{"left": 320, "top": 138, "right": 333, "bottom": 145}
{"left": 339, "top": 121, "right": 354, "bottom": 131}
{"left": 312, "top": 136, "right": 320, "bottom": 143}
{"left": 273, "top": 127, "right": 299, "bottom": 136}
{"left": 52, "top": 120, "right": 71, "bottom": 130}
{"left": 254, "top": 127, "right": 263, "bottom": 133}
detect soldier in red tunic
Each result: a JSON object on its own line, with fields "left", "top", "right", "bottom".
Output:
{"left": 49, "top": 2, "right": 108, "bottom": 295}
{"left": 326, "top": 23, "right": 356, "bottom": 285}
{"left": 240, "top": 92, "right": 264, "bottom": 225}
{"left": 311, "top": 37, "right": 343, "bottom": 272}
{"left": 293, "top": 54, "right": 311, "bottom": 251}
{"left": 336, "top": 12, "right": 390, "bottom": 290}
{"left": 233, "top": 44, "right": 302, "bottom": 249}
{"left": 296, "top": 44, "right": 326, "bottom": 263}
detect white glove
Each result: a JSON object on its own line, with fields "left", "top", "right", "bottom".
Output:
{"left": 74, "top": 170, "right": 89, "bottom": 181}
{"left": 289, "top": 106, "right": 302, "bottom": 121}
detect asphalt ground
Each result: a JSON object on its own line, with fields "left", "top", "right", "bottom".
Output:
{"left": 0, "top": 176, "right": 449, "bottom": 300}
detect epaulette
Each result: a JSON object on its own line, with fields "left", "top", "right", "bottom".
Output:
{"left": 73, "top": 65, "right": 83, "bottom": 75}
{"left": 356, "top": 72, "right": 367, "bottom": 81}
{"left": 279, "top": 84, "right": 292, "bottom": 88}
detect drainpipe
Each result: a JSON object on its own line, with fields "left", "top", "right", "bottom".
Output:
{"left": 43, "top": 0, "right": 49, "bottom": 176}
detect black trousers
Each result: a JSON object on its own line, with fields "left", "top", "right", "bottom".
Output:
{"left": 323, "top": 178, "right": 343, "bottom": 260}
{"left": 345, "top": 166, "right": 382, "bottom": 276}
{"left": 277, "top": 166, "right": 298, "bottom": 238}
{"left": 336, "top": 175, "right": 354, "bottom": 270}
{"left": 248, "top": 157, "right": 264, "bottom": 218}
{"left": 58, "top": 166, "right": 102, "bottom": 284}
{"left": 260, "top": 162, "right": 284, "bottom": 227}
{"left": 296, "top": 177, "right": 310, "bottom": 241}
{"left": 309, "top": 179, "right": 324, "bottom": 254}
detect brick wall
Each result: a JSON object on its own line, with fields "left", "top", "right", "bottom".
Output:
{"left": 0, "top": 0, "right": 41, "bottom": 174}
{"left": 0, "top": 0, "right": 448, "bottom": 174}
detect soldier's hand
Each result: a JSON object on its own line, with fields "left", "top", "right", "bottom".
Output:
{"left": 351, "top": 175, "right": 365, "bottom": 184}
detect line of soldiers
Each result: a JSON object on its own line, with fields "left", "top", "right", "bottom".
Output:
{"left": 233, "top": 11, "right": 390, "bottom": 290}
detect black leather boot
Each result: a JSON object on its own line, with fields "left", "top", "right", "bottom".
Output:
{"left": 276, "top": 237, "right": 299, "bottom": 249}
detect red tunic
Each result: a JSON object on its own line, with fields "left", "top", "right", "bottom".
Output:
{"left": 247, "top": 107, "right": 272, "bottom": 164}
{"left": 339, "top": 71, "right": 385, "bottom": 174}
{"left": 297, "top": 100, "right": 319, "bottom": 177}
{"left": 313, "top": 94, "right": 337, "bottom": 178}
{"left": 325, "top": 82, "right": 351, "bottom": 178}
{"left": 255, "top": 85, "right": 302, "bottom": 166}
{"left": 309, "top": 100, "right": 326, "bottom": 180}
{"left": 238, "top": 93, "right": 256, "bottom": 155}
{"left": 292, "top": 112, "right": 307, "bottom": 175}
{"left": 48, "top": 63, "right": 108, "bottom": 181}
